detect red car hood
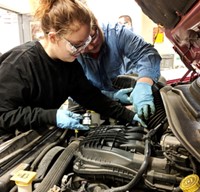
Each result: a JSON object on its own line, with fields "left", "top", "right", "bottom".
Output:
{"left": 135, "top": 0, "right": 200, "bottom": 83}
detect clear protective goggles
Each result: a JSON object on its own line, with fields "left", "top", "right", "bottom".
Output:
{"left": 63, "top": 35, "right": 92, "bottom": 54}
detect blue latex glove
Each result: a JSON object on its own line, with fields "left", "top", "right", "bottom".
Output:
{"left": 113, "top": 88, "right": 133, "bottom": 104}
{"left": 102, "top": 88, "right": 133, "bottom": 104}
{"left": 133, "top": 114, "right": 147, "bottom": 127}
{"left": 56, "top": 109, "right": 89, "bottom": 130}
{"left": 130, "top": 82, "right": 155, "bottom": 120}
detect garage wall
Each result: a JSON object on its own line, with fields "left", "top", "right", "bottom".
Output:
{"left": 87, "top": 0, "right": 142, "bottom": 34}
{"left": 0, "top": 8, "right": 21, "bottom": 53}
{"left": 0, "top": 0, "right": 176, "bottom": 58}
{"left": 0, "top": 0, "right": 30, "bottom": 14}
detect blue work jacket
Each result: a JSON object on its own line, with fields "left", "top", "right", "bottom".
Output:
{"left": 78, "top": 22, "right": 161, "bottom": 92}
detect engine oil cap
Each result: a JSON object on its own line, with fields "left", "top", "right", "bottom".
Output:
{"left": 180, "top": 174, "right": 200, "bottom": 192}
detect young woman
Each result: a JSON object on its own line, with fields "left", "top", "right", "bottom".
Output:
{"left": 0, "top": 0, "right": 143, "bottom": 135}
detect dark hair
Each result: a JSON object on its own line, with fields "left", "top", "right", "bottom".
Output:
{"left": 118, "top": 15, "right": 132, "bottom": 25}
{"left": 34, "top": 0, "right": 92, "bottom": 35}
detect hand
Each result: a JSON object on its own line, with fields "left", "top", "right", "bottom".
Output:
{"left": 133, "top": 114, "right": 147, "bottom": 127}
{"left": 113, "top": 88, "right": 133, "bottom": 104}
{"left": 129, "top": 82, "right": 155, "bottom": 120}
{"left": 56, "top": 109, "right": 89, "bottom": 130}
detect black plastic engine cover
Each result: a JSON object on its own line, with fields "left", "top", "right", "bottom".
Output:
{"left": 73, "top": 125, "right": 146, "bottom": 182}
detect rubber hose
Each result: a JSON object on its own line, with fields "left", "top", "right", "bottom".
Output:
{"left": 33, "top": 140, "right": 80, "bottom": 192}
{"left": 30, "top": 129, "right": 67, "bottom": 171}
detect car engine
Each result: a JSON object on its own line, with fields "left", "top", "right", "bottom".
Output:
{"left": 0, "top": 75, "right": 200, "bottom": 192}
{"left": 13, "top": 77, "right": 198, "bottom": 192}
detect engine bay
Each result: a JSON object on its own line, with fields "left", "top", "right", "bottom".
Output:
{"left": 0, "top": 77, "right": 200, "bottom": 192}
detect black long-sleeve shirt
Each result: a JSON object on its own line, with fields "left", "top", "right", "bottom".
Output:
{"left": 0, "top": 41, "right": 135, "bottom": 134}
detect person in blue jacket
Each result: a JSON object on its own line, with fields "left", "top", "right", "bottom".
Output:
{"left": 118, "top": 14, "right": 133, "bottom": 31}
{"left": 78, "top": 14, "right": 161, "bottom": 121}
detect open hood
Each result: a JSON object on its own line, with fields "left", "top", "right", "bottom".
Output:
{"left": 135, "top": 0, "right": 200, "bottom": 81}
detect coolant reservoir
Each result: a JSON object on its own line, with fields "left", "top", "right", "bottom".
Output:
{"left": 180, "top": 174, "right": 200, "bottom": 192}
{"left": 10, "top": 170, "right": 36, "bottom": 192}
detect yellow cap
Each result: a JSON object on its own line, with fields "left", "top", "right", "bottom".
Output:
{"left": 180, "top": 174, "right": 200, "bottom": 192}
{"left": 10, "top": 170, "right": 36, "bottom": 186}
{"left": 75, "top": 129, "right": 78, "bottom": 133}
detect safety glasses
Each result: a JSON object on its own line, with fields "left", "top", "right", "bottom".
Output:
{"left": 63, "top": 35, "right": 92, "bottom": 54}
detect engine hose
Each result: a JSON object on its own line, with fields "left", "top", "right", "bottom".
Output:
{"left": 33, "top": 140, "right": 80, "bottom": 192}
{"left": 35, "top": 146, "right": 65, "bottom": 180}
{"left": 30, "top": 129, "right": 68, "bottom": 171}
{"left": 189, "top": 155, "right": 198, "bottom": 174}
{"left": 102, "top": 137, "right": 151, "bottom": 192}
{"left": 163, "top": 152, "right": 194, "bottom": 172}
